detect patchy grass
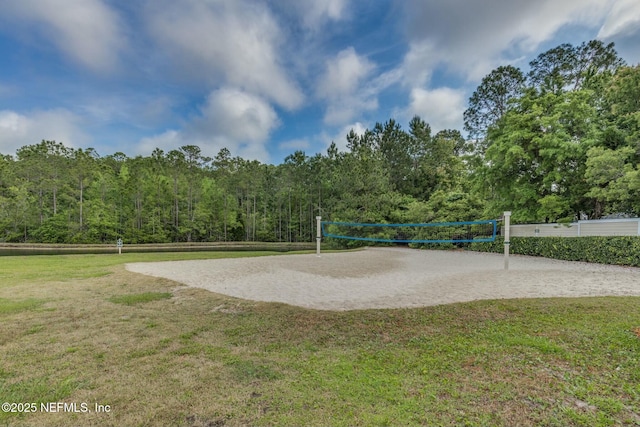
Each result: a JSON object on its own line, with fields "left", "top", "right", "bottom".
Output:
{"left": 108, "top": 292, "right": 172, "bottom": 306}
{"left": 0, "top": 251, "right": 639, "bottom": 426}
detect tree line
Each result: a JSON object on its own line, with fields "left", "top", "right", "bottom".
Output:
{"left": 1, "top": 40, "right": 638, "bottom": 244}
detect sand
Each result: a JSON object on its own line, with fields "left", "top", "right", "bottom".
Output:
{"left": 125, "top": 247, "right": 640, "bottom": 311}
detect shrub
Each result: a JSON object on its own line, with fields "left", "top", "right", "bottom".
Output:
{"left": 468, "top": 236, "right": 640, "bottom": 267}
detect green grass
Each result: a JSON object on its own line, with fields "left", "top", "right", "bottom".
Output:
{"left": 0, "top": 298, "right": 46, "bottom": 315}
{"left": 0, "top": 376, "right": 83, "bottom": 406}
{"left": 0, "top": 250, "right": 314, "bottom": 288}
{"left": 1, "top": 251, "right": 639, "bottom": 426}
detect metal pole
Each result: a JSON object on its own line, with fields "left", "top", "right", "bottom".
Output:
{"left": 316, "top": 216, "right": 322, "bottom": 257}
{"left": 503, "top": 211, "right": 511, "bottom": 270}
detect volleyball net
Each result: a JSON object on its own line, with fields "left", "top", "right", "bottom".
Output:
{"left": 321, "top": 219, "right": 498, "bottom": 244}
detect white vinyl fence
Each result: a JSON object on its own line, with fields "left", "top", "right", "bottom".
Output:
{"left": 510, "top": 218, "right": 640, "bottom": 237}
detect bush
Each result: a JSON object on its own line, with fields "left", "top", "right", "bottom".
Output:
{"left": 30, "top": 214, "right": 72, "bottom": 243}
{"left": 468, "top": 236, "right": 640, "bottom": 267}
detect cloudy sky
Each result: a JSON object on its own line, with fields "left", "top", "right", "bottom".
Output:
{"left": 1, "top": 0, "right": 639, "bottom": 163}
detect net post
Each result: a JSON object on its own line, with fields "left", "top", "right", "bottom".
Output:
{"left": 316, "top": 216, "right": 322, "bottom": 257}
{"left": 503, "top": 211, "right": 511, "bottom": 270}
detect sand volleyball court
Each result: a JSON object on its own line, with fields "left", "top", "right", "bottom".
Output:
{"left": 126, "top": 247, "right": 640, "bottom": 310}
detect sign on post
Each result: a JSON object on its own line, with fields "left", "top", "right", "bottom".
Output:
{"left": 117, "top": 238, "right": 123, "bottom": 255}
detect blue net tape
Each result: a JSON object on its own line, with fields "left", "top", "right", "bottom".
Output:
{"left": 321, "top": 219, "right": 497, "bottom": 244}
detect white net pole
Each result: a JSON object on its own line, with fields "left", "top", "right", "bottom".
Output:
{"left": 316, "top": 216, "right": 322, "bottom": 257}
{"left": 503, "top": 211, "right": 511, "bottom": 270}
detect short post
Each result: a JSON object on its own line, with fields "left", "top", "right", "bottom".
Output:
{"left": 503, "top": 211, "right": 511, "bottom": 270}
{"left": 316, "top": 216, "right": 322, "bottom": 257}
{"left": 117, "top": 238, "right": 123, "bottom": 255}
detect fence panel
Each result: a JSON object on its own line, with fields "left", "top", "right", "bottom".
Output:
{"left": 509, "top": 218, "right": 640, "bottom": 237}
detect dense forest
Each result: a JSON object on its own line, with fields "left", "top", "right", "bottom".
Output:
{"left": 1, "top": 40, "right": 639, "bottom": 244}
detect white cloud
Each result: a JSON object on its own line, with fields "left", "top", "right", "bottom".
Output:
{"left": 197, "top": 88, "right": 280, "bottom": 144}
{"left": 307, "top": 0, "right": 347, "bottom": 24}
{"left": 400, "top": 41, "right": 438, "bottom": 88}
{"left": 401, "top": 0, "right": 612, "bottom": 82}
{"left": 1, "top": 0, "right": 125, "bottom": 73}
{"left": 4, "top": 0, "right": 634, "bottom": 164}
{"left": 342, "top": 122, "right": 367, "bottom": 138}
{"left": 0, "top": 109, "right": 88, "bottom": 155}
{"left": 392, "top": 0, "right": 622, "bottom": 140}
{"left": 598, "top": 0, "right": 640, "bottom": 39}
{"left": 403, "top": 87, "right": 466, "bottom": 133}
{"left": 323, "top": 99, "right": 378, "bottom": 127}
{"left": 597, "top": 0, "right": 640, "bottom": 64}
{"left": 317, "top": 47, "right": 379, "bottom": 125}
{"left": 317, "top": 47, "right": 375, "bottom": 99}
{"left": 281, "top": 0, "right": 348, "bottom": 30}
{"left": 136, "top": 88, "right": 279, "bottom": 162}
{"left": 0, "top": 112, "right": 29, "bottom": 139}
{"left": 145, "top": 0, "right": 303, "bottom": 110}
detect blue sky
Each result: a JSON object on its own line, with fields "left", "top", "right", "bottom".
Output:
{"left": 1, "top": 0, "right": 639, "bottom": 164}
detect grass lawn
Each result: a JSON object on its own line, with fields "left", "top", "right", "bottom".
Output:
{"left": 1, "top": 251, "right": 639, "bottom": 426}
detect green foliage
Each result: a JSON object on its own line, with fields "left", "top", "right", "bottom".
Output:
{"left": 585, "top": 146, "right": 639, "bottom": 216}
{"left": 0, "top": 41, "right": 637, "bottom": 244}
{"left": 527, "top": 40, "right": 624, "bottom": 93}
{"left": 537, "top": 195, "right": 572, "bottom": 223}
{"left": 482, "top": 89, "right": 599, "bottom": 222}
{"left": 463, "top": 64, "right": 526, "bottom": 142}
{"left": 424, "top": 190, "right": 485, "bottom": 222}
{"left": 470, "top": 41, "right": 633, "bottom": 223}
{"left": 469, "top": 236, "right": 640, "bottom": 267}
{"left": 30, "top": 214, "right": 71, "bottom": 243}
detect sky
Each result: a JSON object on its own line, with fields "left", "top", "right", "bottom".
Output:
{"left": 0, "top": 0, "right": 639, "bottom": 164}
